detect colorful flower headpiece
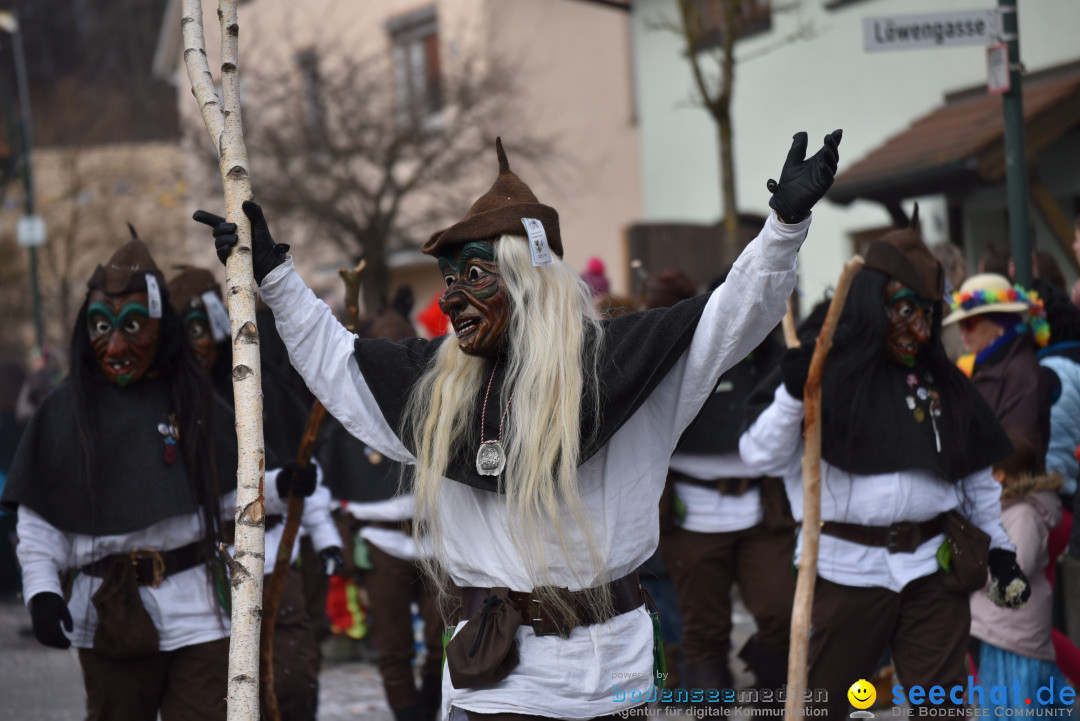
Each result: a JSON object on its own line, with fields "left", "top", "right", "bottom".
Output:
{"left": 949, "top": 285, "right": 1049, "bottom": 347}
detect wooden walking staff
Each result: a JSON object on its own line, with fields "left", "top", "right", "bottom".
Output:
{"left": 261, "top": 260, "right": 365, "bottom": 721}
{"left": 785, "top": 256, "right": 864, "bottom": 719}
{"left": 181, "top": 2, "right": 265, "bottom": 719}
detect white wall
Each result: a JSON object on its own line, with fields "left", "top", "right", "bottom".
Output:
{"left": 631, "top": 0, "right": 1080, "bottom": 303}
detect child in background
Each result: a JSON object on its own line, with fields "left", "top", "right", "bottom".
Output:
{"left": 970, "top": 443, "right": 1069, "bottom": 711}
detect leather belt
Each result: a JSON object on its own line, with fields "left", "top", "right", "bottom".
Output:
{"left": 80, "top": 540, "right": 206, "bottom": 587}
{"left": 670, "top": 471, "right": 760, "bottom": 496}
{"left": 459, "top": 571, "right": 643, "bottom": 639}
{"left": 820, "top": 514, "right": 945, "bottom": 554}
{"left": 363, "top": 519, "right": 414, "bottom": 536}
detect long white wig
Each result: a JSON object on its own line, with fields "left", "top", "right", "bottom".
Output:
{"left": 402, "top": 235, "right": 610, "bottom": 618}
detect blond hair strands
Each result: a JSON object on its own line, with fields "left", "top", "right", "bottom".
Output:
{"left": 402, "top": 235, "right": 612, "bottom": 622}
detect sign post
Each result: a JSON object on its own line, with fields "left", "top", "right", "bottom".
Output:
{"left": 863, "top": 5, "right": 1032, "bottom": 289}
{"left": 863, "top": 9, "right": 999, "bottom": 52}
{"left": 997, "top": 0, "right": 1032, "bottom": 288}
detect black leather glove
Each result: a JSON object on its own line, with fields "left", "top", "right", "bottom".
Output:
{"left": 767, "top": 129, "right": 843, "bottom": 224}
{"left": 276, "top": 460, "right": 318, "bottom": 500}
{"left": 319, "top": 546, "right": 346, "bottom": 576}
{"left": 781, "top": 342, "right": 815, "bottom": 401}
{"left": 192, "top": 201, "right": 289, "bottom": 284}
{"left": 986, "top": 548, "right": 1031, "bottom": 609}
{"left": 29, "top": 592, "right": 73, "bottom": 649}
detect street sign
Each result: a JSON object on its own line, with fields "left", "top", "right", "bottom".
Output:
{"left": 987, "top": 42, "right": 1010, "bottom": 94}
{"left": 864, "top": 9, "right": 999, "bottom": 52}
{"left": 16, "top": 214, "right": 45, "bottom": 247}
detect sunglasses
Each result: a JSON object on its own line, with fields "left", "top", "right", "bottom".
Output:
{"left": 959, "top": 317, "right": 982, "bottom": 332}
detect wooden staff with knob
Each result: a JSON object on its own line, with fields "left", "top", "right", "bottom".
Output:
{"left": 261, "top": 261, "right": 366, "bottom": 721}
{"left": 785, "top": 256, "right": 864, "bottom": 719}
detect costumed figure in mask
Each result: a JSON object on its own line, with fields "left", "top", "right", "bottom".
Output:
{"left": 740, "top": 211, "right": 1031, "bottom": 719}
{"left": 168, "top": 265, "right": 344, "bottom": 721}
{"left": 652, "top": 270, "right": 794, "bottom": 710}
{"left": 196, "top": 131, "right": 841, "bottom": 720}
{"left": 1, "top": 236, "right": 240, "bottom": 721}
{"left": 318, "top": 304, "right": 447, "bottom": 721}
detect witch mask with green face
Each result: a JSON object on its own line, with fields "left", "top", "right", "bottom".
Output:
{"left": 437, "top": 240, "right": 509, "bottom": 358}
{"left": 87, "top": 289, "right": 162, "bottom": 386}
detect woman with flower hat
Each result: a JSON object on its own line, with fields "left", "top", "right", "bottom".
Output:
{"left": 944, "top": 273, "right": 1051, "bottom": 478}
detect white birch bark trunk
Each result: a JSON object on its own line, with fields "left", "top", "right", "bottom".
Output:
{"left": 181, "top": 2, "right": 265, "bottom": 719}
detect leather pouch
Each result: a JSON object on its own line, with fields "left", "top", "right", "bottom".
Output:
{"left": 445, "top": 587, "right": 520, "bottom": 688}
{"left": 939, "top": 511, "right": 990, "bottom": 594}
{"left": 91, "top": 557, "right": 160, "bottom": 659}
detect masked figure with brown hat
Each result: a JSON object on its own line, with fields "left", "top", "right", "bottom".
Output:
{"left": 1, "top": 234, "right": 241, "bottom": 721}
{"left": 741, "top": 208, "right": 1030, "bottom": 718}
{"left": 168, "top": 265, "right": 343, "bottom": 721}
{"left": 196, "top": 131, "right": 841, "bottom": 720}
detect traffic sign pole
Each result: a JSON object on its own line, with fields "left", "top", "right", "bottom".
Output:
{"left": 999, "top": 0, "right": 1032, "bottom": 288}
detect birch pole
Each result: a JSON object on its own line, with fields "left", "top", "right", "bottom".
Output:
{"left": 785, "top": 256, "right": 863, "bottom": 719}
{"left": 182, "top": 2, "right": 265, "bottom": 719}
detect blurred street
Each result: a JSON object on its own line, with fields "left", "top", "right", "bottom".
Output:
{"left": 0, "top": 597, "right": 394, "bottom": 721}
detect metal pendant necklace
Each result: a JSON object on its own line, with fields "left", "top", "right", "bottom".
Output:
{"left": 476, "top": 359, "right": 513, "bottom": 476}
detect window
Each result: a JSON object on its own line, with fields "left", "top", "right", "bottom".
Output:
{"left": 386, "top": 6, "right": 442, "bottom": 130}
{"left": 690, "top": 0, "right": 771, "bottom": 47}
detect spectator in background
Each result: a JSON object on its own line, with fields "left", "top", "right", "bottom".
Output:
{"left": 580, "top": 256, "right": 610, "bottom": 297}
{"left": 980, "top": 246, "right": 1011, "bottom": 277}
{"left": 945, "top": 273, "right": 1051, "bottom": 478}
{"left": 969, "top": 444, "right": 1068, "bottom": 713}
{"left": 930, "top": 241, "right": 968, "bottom": 362}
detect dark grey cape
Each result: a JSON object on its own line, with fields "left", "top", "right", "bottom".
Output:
{"left": 317, "top": 417, "right": 404, "bottom": 504}
{"left": 352, "top": 293, "right": 711, "bottom": 493}
{"left": 1, "top": 378, "right": 238, "bottom": 535}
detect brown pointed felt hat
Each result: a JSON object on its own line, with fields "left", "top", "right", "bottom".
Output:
{"left": 87, "top": 230, "right": 166, "bottom": 295}
{"left": 168, "top": 266, "right": 222, "bottom": 314}
{"left": 422, "top": 137, "right": 561, "bottom": 258}
{"left": 861, "top": 204, "right": 944, "bottom": 301}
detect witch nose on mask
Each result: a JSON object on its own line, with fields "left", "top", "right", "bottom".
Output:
{"left": 439, "top": 289, "right": 467, "bottom": 315}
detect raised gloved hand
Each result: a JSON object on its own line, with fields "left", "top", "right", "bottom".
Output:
{"left": 767, "top": 130, "right": 843, "bottom": 224}
{"left": 986, "top": 548, "right": 1031, "bottom": 609}
{"left": 275, "top": 460, "right": 318, "bottom": 500}
{"left": 319, "top": 546, "right": 346, "bottom": 576}
{"left": 192, "top": 201, "right": 289, "bottom": 284}
{"left": 29, "top": 592, "right": 73, "bottom": 649}
{"left": 781, "top": 342, "right": 815, "bottom": 401}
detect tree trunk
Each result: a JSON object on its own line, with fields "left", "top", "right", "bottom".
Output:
{"left": 717, "top": 113, "right": 738, "bottom": 246}
{"left": 181, "top": 2, "right": 266, "bottom": 720}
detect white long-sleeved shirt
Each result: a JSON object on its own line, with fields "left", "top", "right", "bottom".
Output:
{"left": 669, "top": 451, "right": 764, "bottom": 533}
{"left": 259, "top": 211, "right": 808, "bottom": 719}
{"left": 16, "top": 469, "right": 292, "bottom": 651}
{"left": 343, "top": 494, "right": 425, "bottom": 562}
{"left": 739, "top": 384, "right": 1013, "bottom": 592}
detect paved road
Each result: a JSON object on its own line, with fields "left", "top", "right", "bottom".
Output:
{"left": 0, "top": 595, "right": 910, "bottom": 720}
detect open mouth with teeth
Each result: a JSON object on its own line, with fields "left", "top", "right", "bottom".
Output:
{"left": 105, "top": 358, "right": 137, "bottom": 385}
{"left": 454, "top": 317, "right": 480, "bottom": 338}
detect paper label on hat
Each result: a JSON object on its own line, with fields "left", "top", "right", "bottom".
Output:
{"left": 201, "top": 290, "right": 231, "bottom": 343}
{"left": 521, "top": 218, "right": 554, "bottom": 267}
{"left": 145, "top": 274, "right": 163, "bottom": 319}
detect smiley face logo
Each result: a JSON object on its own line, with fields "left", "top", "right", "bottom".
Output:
{"left": 847, "top": 679, "right": 876, "bottom": 710}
